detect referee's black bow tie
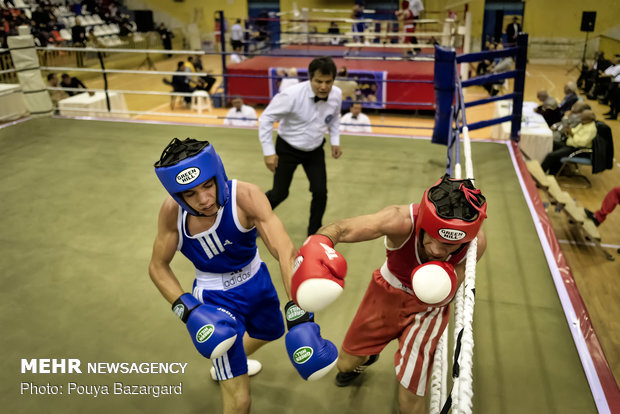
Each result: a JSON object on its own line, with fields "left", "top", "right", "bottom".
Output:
{"left": 314, "top": 96, "right": 328, "bottom": 103}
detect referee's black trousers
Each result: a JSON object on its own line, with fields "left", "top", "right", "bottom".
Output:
{"left": 266, "top": 136, "right": 327, "bottom": 236}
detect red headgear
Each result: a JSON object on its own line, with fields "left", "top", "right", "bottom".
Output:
{"left": 416, "top": 175, "right": 487, "bottom": 244}
{"left": 402, "top": 1, "right": 410, "bottom": 10}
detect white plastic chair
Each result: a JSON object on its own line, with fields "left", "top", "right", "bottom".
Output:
{"left": 190, "top": 90, "right": 212, "bottom": 114}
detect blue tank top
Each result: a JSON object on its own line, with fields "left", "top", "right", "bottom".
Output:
{"left": 177, "top": 179, "right": 258, "bottom": 274}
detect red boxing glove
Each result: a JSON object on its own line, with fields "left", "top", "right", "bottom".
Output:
{"left": 410, "top": 261, "right": 458, "bottom": 307}
{"left": 291, "top": 235, "right": 347, "bottom": 312}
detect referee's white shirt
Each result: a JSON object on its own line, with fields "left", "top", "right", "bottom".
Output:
{"left": 224, "top": 104, "right": 258, "bottom": 127}
{"left": 259, "top": 80, "right": 342, "bottom": 156}
{"left": 340, "top": 112, "right": 372, "bottom": 133}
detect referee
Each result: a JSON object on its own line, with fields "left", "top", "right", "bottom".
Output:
{"left": 258, "top": 56, "right": 343, "bottom": 236}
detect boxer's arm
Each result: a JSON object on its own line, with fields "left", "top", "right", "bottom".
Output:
{"left": 317, "top": 204, "right": 412, "bottom": 246}
{"left": 148, "top": 197, "right": 184, "bottom": 304}
{"left": 236, "top": 181, "right": 296, "bottom": 297}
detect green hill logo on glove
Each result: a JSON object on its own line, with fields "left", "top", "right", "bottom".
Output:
{"left": 196, "top": 324, "right": 215, "bottom": 343}
{"left": 293, "top": 346, "right": 314, "bottom": 364}
{"left": 286, "top": 304, "right": 306, "bottom": 322}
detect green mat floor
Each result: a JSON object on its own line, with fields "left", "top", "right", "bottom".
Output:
{"left": 0, "top": 118, "right": 596, "bottom": 413}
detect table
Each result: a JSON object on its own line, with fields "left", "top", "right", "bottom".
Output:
{"left": 58, "top": 92, "right": 129, "bottom": 118}
{"left": 492, "top": 101, "right": 553, "bottom": 163}
{"left": 0, "top": 83, "right": 28, "bottom": 121}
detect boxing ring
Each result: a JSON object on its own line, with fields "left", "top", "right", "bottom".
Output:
{"left": 225, "top": 50, "right": 434, "bottom": 110}
{"left": 1, "top": 14, "right": 618, "bottom": 414}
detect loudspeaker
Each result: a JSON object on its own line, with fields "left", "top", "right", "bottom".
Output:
{"left": 580, "top": 11, "right": 596, "bottom": 32}
{"left": 133, "top": 10, "right": 154, "bottom": 32}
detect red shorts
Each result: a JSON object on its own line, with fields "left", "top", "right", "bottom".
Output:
{"left": 342, "top": 268, "right": 450, "bottom": 396}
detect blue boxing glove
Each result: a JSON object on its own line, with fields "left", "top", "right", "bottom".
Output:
{"left": 172, "top": 293, "right": 238, "bottom": 359}
{"left": 284, "top": 301, "right": 338, "bottom": 381}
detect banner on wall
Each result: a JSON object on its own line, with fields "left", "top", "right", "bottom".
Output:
{"left": 268, "top": 67, "right": 388, "bottom": 109}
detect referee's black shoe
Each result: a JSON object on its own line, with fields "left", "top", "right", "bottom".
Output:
{"left": 335, "top": 354, "right": 379, "bottom": 387}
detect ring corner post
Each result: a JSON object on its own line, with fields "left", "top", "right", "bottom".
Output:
{"left": 510, "top": 33, "right": 528, "bottom": 142}
{"left": 432, "top": 46, "right": 457, "bottom": 146}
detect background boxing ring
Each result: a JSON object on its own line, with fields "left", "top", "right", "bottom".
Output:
{"left": 0, "top": 8, "right": 617, "bottom": 414}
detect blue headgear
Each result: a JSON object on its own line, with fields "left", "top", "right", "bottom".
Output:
{"left": 154, "top": 138, "right": 230, "bottom": 215}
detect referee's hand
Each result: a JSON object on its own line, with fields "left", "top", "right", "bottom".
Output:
{"left": 264, "top": 154, "right": 278, "bottom": 173}
{"left": 331, "top": 146, "right": 343, "bottom": 159}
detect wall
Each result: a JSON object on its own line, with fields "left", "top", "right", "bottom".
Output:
{"left": 129, "top": 0, "right": 619, "bottom": 62}
{"left": 126, "top": 0, "right": 248, "bottom": 37}
{"left": 523, "top": 0, "right": 619, "bottom": 63}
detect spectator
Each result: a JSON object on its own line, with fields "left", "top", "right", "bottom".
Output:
{"left": 60, "top": 73, "right": 88, "bottom": 96}
{"left": 71, "top": 16, "right": 86, "bottom": 67}
{"left": 534, "top": 90, "right": 561, "bottom": 127}
{"left": 157, "top": 23, "right": 173, "bottom": 57}
{"left": 558, "top": 81, "right": 579, "bottom": 115}
{"left": 603, "top": 70, "right": 620, "bottom": 120}
{"left": 587, "top": 56, "right": 620, "bottom": 100}
{"left": 475, "top": 42, "right": 495, "bottom": 76}
{"left": 578, "top": 51, "right": 611, "bottom": 93}
{"left": 230, "top": 18, "right": 244, "bottom": 51}
{"left": 541, "top": 110, "right": 597, "bottom": 174}
{"left": 224, "top": 96, "right": 258, "bottom": 127}
{"left": 550, "top": 101, "right": 590, "bottom": 143}
{"left": 46, "top": 73, "right": 68, "bottom": 108}
{"left": 171, "top": 61, "right": 193, "bottom": 104}
{"left": 340, "top": 102, "right": 372, "bottom": 133}
{"left": 191, "top": 56, "right": 217, "bottom": 94}
{"left": 328, "top": 21, "right": 341, "bottom": 46}
{"left": 505, "top": 16, "right": 522, "bottom": 46}
{"left": 230, "top": 47, "right": 245, "bottom": 64}
{"left": 185, "top": 56, "right": 196, "bottom": 73}
{"left": 482, "top": 44, "right": 514, "bottom": 96}
{"left": 86, "top": 28, "right": 103, "bottom": 48}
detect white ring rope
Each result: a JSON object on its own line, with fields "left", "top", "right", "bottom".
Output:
{"left": 36, "top": 45, "right": 206, "bottom": 55}
{"left": 40, "top": 66, "right": 213, "bottom": 77}
{"left": 428, "top": 54, "right": 478, "bottom": 414}
{"left": 54, "top": 105, "right": 218, "bottom": 119}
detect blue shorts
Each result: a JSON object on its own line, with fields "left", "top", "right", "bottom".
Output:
{"left": 193, "top": 263, "right": 285, "bottom": 380}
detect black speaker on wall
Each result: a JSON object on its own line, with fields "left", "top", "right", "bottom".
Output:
{"left": 133, "top": 10, "right": 154, "bottom": 32}
{"left": 580, "top": 11, "right": 596, "bottom": 32}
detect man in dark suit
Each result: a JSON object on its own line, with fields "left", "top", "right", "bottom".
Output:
{"left": 505, "top": 16, "right": 521, "bottom": 46}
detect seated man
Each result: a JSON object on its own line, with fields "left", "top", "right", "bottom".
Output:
{"left": 60, "top": 73, "right": 88, "bottom": 96}
{"left": 482, "top": 44, "right": 514, "bottom": 96}
{"left": 328, "top": 21, "right": 341, "bottom": 45}
{"left": 191, "top": 57, "right": 217, "bottom": 94}
{"left": 47, "top": 73, "right": 68, "bottom": 107}
{"left": 541, "top": 109, "right": 597, "bottom": 175}
{"left": 340, "top": 102, "right": 372, "bottom": 133}
{"left": 171, "top": 61, "right": 194, "bottom": 104}
{"left": 578, "top": 51, "right": 610, "bottom": 93}
{"left": 534, "top": 90, "right": 561, "bottom": 127}
{"left": 223, "top": 96, "right": 258, "bottom": 127}
{"left": 558, "top": 81, "right": 579, "bottom": 115}
{"left": 550, "top": 101, "right": 590, "bottom": 144}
